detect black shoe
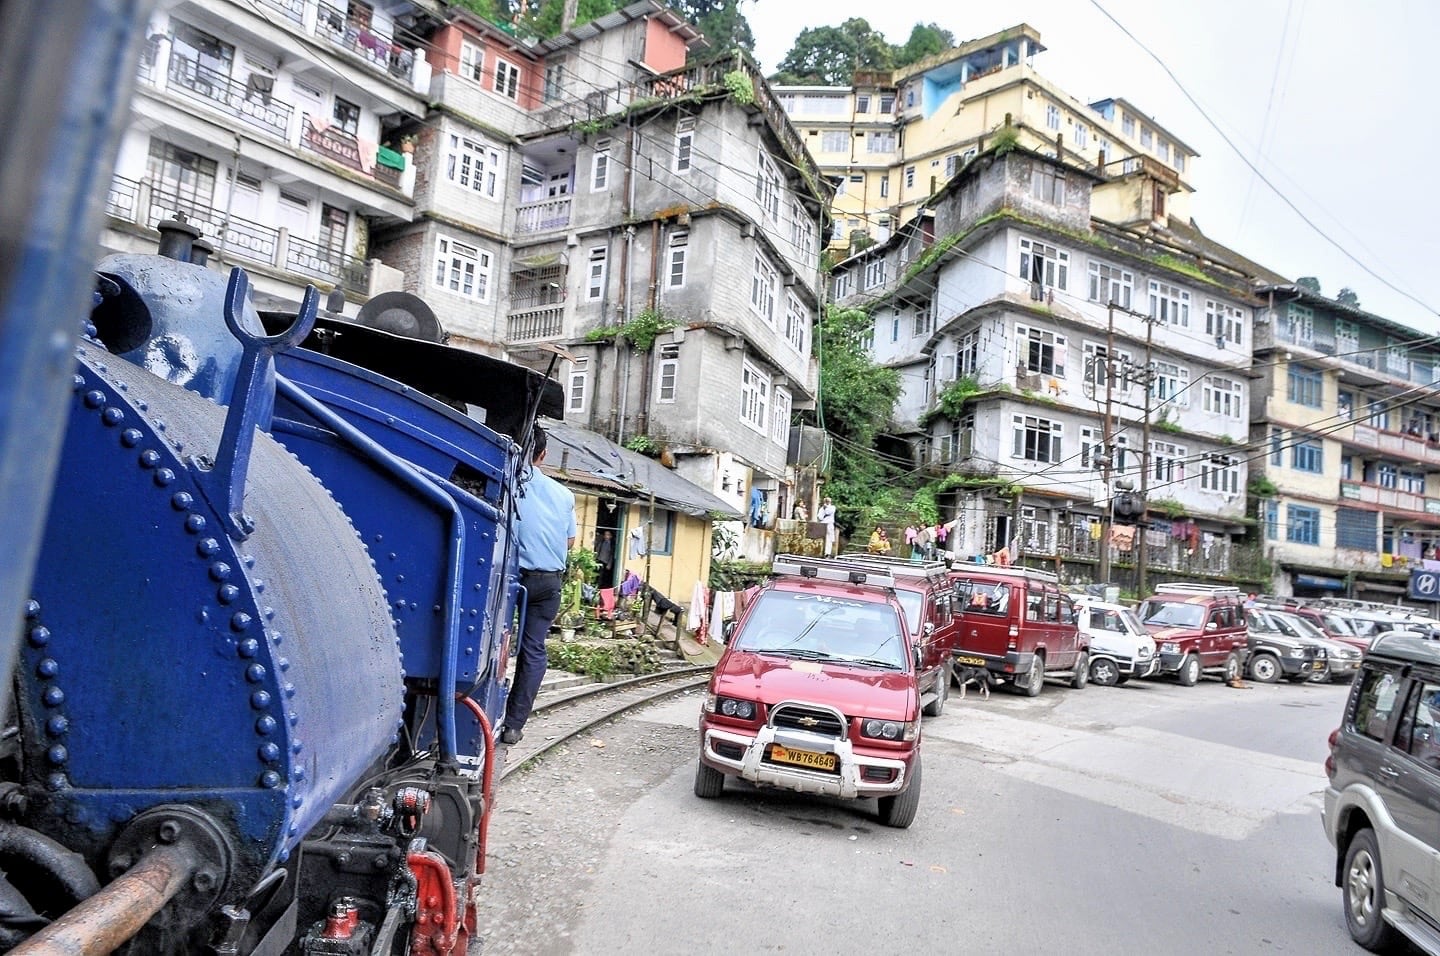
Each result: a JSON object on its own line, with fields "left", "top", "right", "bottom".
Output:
{"left": 500, "top": 727, "right": 523, "bottom": 745}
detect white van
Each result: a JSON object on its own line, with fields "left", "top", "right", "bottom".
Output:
{"left": 1073, "top": 597, "right": 1159, "bottom": 686}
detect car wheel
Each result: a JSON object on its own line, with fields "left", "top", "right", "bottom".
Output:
{"left": 1177, "top": 653, "right": 1200, "bottom": 687}
{"left": 1223, "top": 652, "right": 1243, "bottom": 684}
{"left": 1343, "top": 828, "right": 1400, "bottom": 951}
{"left": 1071, "top": 652, "right": 1089, "bottom": 689}
{"left": 1115, "top": 674, "right": 1131, "bottom": 685}
{"left": 1308, "top": 665, "right": 1331, "bottom": 683}
{"left": 1090, "top": 657, "right": 1120, "bottom": 687}
{"left": 1022, "top": 653, "right": 1045, "bottom": 697}
{"left": 923, "top": 662, "right": 949, "bottom": 717}
{"left": 1249, "top": 653, "right": 1281, "bottom": 683}
{"left": 877, "top": 753, "right": 921, "bottom": 829}
{"left": 693, "top": 759, "right": 725, "bottom": 799}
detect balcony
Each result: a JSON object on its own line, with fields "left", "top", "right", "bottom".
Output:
{"left": 301, "top": 116, "right": 405, "bottom": 192}
{"left": 1339, "top": 479, "right": 1437, "bottom": 516}
{"left": 507, "top": 305, "right": 565, "bottom": 342}
{"left": 1346, "top": 422, "right": 1440, "bottom": 467}
{"left": 106, "top": 176, "right": 141, "bottom": 220}
{"left": 515, "top": 197, "right": 572, "bottom": 235}
{"left": 314, "top": 3, "right": 416, "bottom": 82}
{"left": 167, "top": 54, "right": 293, "bottom": 141}
{"left": 286, "top": 235, "right": 368, "bottom": 291}
{"left": 256, "top": 0, "right": 305, "bottom": 22}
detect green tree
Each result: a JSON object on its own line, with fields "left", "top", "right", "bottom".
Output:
{"left": 671, "top": 0, "right": 756, "bottom": 56}
{"left": 895, "top": 22, "right": 954, "bottom": 66}
{"left": 809, "top": 305, "right": 903, "bottom": 534}
{"left": 525, "top": 0, "right": 620, "bottom": 38}
{"left": 771, "top": 18, "right": 893, "bottom": 86}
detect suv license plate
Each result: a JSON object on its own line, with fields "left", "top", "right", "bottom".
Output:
{"left": 954, "top": 655, "right": 987, "bottom": 667}
{"left": 770, "top": 744, "right": 836, "bottom": 771}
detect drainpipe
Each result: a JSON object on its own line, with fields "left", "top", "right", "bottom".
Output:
{"left": 616, "top": 122, "right": 638, "bottom": 444}
{"left": 590, "top": 230, "right": 615, "bottom": 432}
{"left": 637, "top": 218, "right": 660, "bottom": 437}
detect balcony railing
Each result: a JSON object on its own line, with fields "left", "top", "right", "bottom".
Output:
{"left": 302, "top": 116, "right": 364, "bottom": 173}
{"left": 256, "top": 0, "right": 305, "bottom": 22}
{"left": 148, "top": 189, "right": 281, "bottom": 266}
{"left": 1339, "top": 479, "right": 1433, "bottom": 515}
{"left": 106, "top": 176, "right": 141, "bottom": 220}
{"left": 286, "top": 235, "right": 367, "bottom": 292}
{"left": 1348, "top": 422, "right": 1440, "bottom": 465}
{"left": 314, "top": 3, "right": 416, "bottom": 81}
{"left": 507, "top": 305, "right": 565, "bottom": 342}
{"left": 515, "top": 196, "right": 573, "bottom": 235}
{"left": 167, "top": 55, "right": 293, "bottom": 140}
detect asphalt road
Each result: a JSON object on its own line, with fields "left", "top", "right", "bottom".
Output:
{"left": 493, "top": 674, "right": 1370, "bottom": 955}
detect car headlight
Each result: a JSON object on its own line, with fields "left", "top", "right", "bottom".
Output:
{"left": 704, "top": 694, "right": 756, "bottom": 720}
{"left": 860, "top": 718, "right": 918, "bottom": 742}
{"left": 1289, "top": 648, "right": 1306, "bottom": 658}
{"left": 1138, "top": 646, "right": 1152, "bottom": 658}
{"left": 1161, "top": 641, "right": 1179, "bottom": 654}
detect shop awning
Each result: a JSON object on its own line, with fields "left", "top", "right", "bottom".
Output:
{"left": 1295, "top": 574, "right": 1346, "bottom": 591}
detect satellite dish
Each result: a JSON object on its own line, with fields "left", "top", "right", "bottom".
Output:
{"left": 354, "top": 291, "right": 443, "bottom": 343}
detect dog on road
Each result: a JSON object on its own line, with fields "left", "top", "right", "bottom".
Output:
{"left": 955, "top": 665, "right": 991, "bottom": 700}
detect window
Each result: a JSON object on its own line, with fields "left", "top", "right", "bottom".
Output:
{"left": 945, "top": 154, "right": 960, "bottom": 178}
{"left": 868, "top": 131, "right": 896, "bottom": 153}
{"left": 591, "top": 140, "right": 610, "bottom": 191}
{"left": 1140, "top": 126, "right": 1152, "bottom": 148}
{"left": 1151, "top": 440, "right": 1186, "bottom": 485}
{"left": 1046, "top": 104, "right": 1060, "bottom": 130}
{"left": 755, "top": 148, "right": 781, "bottom": 220}
{"left": 1367, "top": 399, "right": 1389, "bottom": 430}
{"left": 1150, "top": 361, "right": 1188, "bottom": 407}
{"left": 855, "top": 94, "right": 871, "bottom": 114}
{"left": 146, "top": 140, "right": 217, "bottom": 209}
{"left": 1088, "top": 261, "right": 1133, "bottom": 308}
{"left": 1264, "top": 500, "right": 1278, "bottom": 540}
{"left": 1206, "top": 299, "right": 1244, "bottom": 346}
{"left": 1013, "top": 415, "right": 1062, "bottom": 463}
{"left": 1401, "top": 469, "right": 1426, "bottom": 494}
{"left": 819, "top": 130, "right": 848, "bottom": 153}
{"left": 771, "top": 387, "right": 791, "bottom": 446}
{"left": 567, "top": 357, "right": 588, "bottom": 414}
{"left": 832, "top": 270, "right": 851, "bottom": 300}
{"left": 784, "top": 294, "right": 807, "bottom": 354}
{"left": 459, "top": 40, "right": 484, "bottom": 82}
{"left": 1287, "top": 365, "right": 1323, "bottom": 408}
{"left": 879, "top": 174, "right": 889, "bottom": 198}
{"left": 1148, "top": 280, "right": 1190, "bottom": 327}
{"left": 647, "top": 512, "right": 676, "bottom": 555}
{"left": 1030, "top": 166, "right": 1066, "bottom": 205}
{"left": 1337, "top": 390, "right": 1354, "bottom": 420}
{"left": 543, "top": 61, "right": 565, "bottom": 103}
{"left": 1122, "top": 113, "right": 1135, "bottom": 137}
{"left": 586, "top": 246, "right": 607, "bottom": 300}
{"left": 1286, "top": 303, "right": 1314, "bottom": 345}
{"left": 1080, "top": 426, "right": 1098, "bottom": 469}
{"left": 957, "top": 330, "right": 979, "bottom": 377}
{"left": 656, "top": 344, "right": 679, "bottom": 403}
{"left": 789, "top": 201, "right": 814, "bottom": 261}
{"left": 863, "top": 257, "right": 887, "bottom": 290}
{"left": 1336, "top": 507, "right": 1377, "bottom": 551}
{"left": 433, "top": 235, "right": 491, "bottom": 301}
{"left": 740, "top": 360, "right": 769, "bottom": 433}
{"left": 1270, "top": 427, "right": 1284, "bottom": 465}
{"left": 667, "top": 231, "right": 688, "bottom": 288}
{"left": 1018, "top": 325, "right": 1066, "bottom": 376}
{"left": 879, "top": 93, "right": 895, "bottom": 114}
{"left": 1199, "top": 456, "right": 1239, "bottom": 495}
{"left": 904, "top": 165, "right": 916, "bottom": 189}
{"left": 751, "top": 253, "right": 778, "bottom": 324}
{"left": 1084, "top": 342, "right": 1132, "bottom": 389}
{"left": 673, "top": 117, "right": 695, "bottom": 172}
{"left": 1202, "top": 376, "right": 1244, "bottom": 420}
{"left": 1378, "top": 463, "right": 1397, "bottom": 489}
{"left": 1075, "top": 122, "right": 1088, "bottom": 149}
{"left": 446, "top": 134, "right": 500, "bottom": 198}
{"left": 332, "top": 96, "right": 360, "bottom": 135}
{"left": 1019, "top": 237, "right": 1069, "bottom": 291}
{"left": 1336, "top": 319, "right": 1359, "bottom": 355}
{"left": 1287, "top": 504, "right": 1320, "bottom": 546}
{"left": 494, "top": 58, "right": 520, "bottom": 100}
{"left": 1292, "top": 438, "right": 1323, "bottom": 474}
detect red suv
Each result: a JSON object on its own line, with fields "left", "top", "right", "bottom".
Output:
{"left": 947, "top": 566, "right": 1086, "bottom": 696}
{"left": 1136, "top": 584, "right": 1248, "bottom": 685}
{"left": 695, "top": 555, "right": 923, "bottom": 828}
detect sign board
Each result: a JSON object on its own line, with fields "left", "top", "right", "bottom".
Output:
{"left": 1409, "top": 570, "right": 1440, "bottom": 602}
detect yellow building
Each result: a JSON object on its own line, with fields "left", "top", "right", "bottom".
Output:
{"left": 774, "top": 24, "right": 1197, "bottom": 250}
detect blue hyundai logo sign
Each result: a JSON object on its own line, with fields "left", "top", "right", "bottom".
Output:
{"left": 1409, "top": 570, "right": 1440, "bottom": 601}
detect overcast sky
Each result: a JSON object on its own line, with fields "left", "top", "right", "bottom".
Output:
{"left": 747, "top": 0, "right": 1440, "bottom": 334}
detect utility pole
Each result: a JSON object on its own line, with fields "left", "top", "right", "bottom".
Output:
{"left": 1137, "top": 312, "right": 1157, "bottom": 597}
{"left": 1097, "top": 302, "right": 1118, "bottom": 583}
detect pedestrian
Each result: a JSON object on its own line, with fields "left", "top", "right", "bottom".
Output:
{"left": 501, "top": 426, "right": 576, "bottom": 746}
{"left": 792, "top": 501, "right": 808, "bottom": 522}
{"left": 816, "top": 496, "right": 837, "bottom": 556}
{"left": 868, "top": 526, "right": 891, "bottom": 555}
{"left": 595, "top": 529, "right": 616, "bottom": 585}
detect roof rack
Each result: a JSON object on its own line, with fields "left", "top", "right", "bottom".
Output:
{"left": 1152, "top": 583, "right": 1243, "bottom": 597}
{"left": 949, "top": 565, "right": 1060, "bottom": 584}
{"left": 771, "top": 554, "right": 896, "bottom": 589}
{"left": 831, "top": 554, "right": 950, "bottom": 581}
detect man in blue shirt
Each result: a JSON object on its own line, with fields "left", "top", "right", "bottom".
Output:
{"left": 501, "top": 426, "right": 576, "bottom": 745}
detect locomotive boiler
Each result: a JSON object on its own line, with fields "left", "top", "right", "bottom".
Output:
{"left": 0, "top": 225, "right": 561, "bottom": 953}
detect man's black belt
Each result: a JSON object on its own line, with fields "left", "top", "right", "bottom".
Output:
{"left": 522, "top": 569, "right": 564, "bottom": 577}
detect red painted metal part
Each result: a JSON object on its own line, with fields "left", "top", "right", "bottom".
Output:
{"left": 406, "top": 850, "right": 458, "bottom": 956}
{"left": 458, "top": 695, "right": 495, "bottom": 876}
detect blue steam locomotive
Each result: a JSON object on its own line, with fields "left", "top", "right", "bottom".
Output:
{"left": 0, "top": 216, "right": 560, "bottom": 954}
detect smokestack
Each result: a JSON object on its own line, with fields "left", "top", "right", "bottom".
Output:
{"left": 561, "top": 0, "right": 579, "bottom": 32}
{"left": 190, "top": 237, "right": 214, "bottom": 267}
{"left": 155, "top": 213, "right": 202, "bottom": 262}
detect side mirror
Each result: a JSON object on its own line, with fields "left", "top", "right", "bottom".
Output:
{"left": 914, "top": 644, "right": 924, "bottom": 668}
{"left": 923, "top": 622, "right": 936, "bottom": 638}
{"left": 1206, "top": 621, "right": 1218, "bottom": 631}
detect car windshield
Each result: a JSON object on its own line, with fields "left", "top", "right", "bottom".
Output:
{"left": 1247, "top": 609, "right": 1280, "bottom": 633}
{"left": 1319, "top": 613, "right": 1356, "bottom": 636}
{"left": 894, "top": 589, "right": 923, "bottom": 635}
{"left": 1273, "top": 613, "right": 1325, "bottom": 640}
{"left": 1086, "top": 606, "right": 1142, "bottom": 636}
{"left": 1117, "top": 608, "right": 1146, "bottom": 636}
{"left": 1138, "top": 600, "right": 1204, "bottom": 629}
{"left": 960, "top": 581, "right": 1011, "bottom": 616}
{"left": 1349, "top": 617, "right": 1391, "bottom": 638}
{"left": 733, "top": 590, "right": 907, "bottom": 669}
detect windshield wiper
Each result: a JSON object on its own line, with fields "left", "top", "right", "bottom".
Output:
{"left": 763, "top": 647, "right": 830, "bottom": 660}
{"left": 841, "top": 656, "right": 902, "bottom": 670}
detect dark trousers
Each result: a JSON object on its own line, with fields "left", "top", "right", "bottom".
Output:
{"left": 505, "top": 572, "right": 562, "bottom": 732}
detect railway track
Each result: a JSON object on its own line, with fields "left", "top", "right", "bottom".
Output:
{"left": 497, "top": 665, "right": 713, "bottom": 781}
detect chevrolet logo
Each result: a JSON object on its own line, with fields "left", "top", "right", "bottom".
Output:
{"left": 797, "top": 716, "right": 819, "bottom": 727}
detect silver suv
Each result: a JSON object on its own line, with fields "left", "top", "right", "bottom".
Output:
{"left": 1323, "top": 634, "right": 1440, "bottom": 953}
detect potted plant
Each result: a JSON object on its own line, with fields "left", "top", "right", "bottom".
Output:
{"left": 556, "top": 546, "right": 599, "bottom": 640}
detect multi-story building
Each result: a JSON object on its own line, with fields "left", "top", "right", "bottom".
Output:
{"left": 831, "top": 145, "right": 1269, "bottom": 587}
{"left": 102, "top": 0, "right": 439, "bottom": 308}
{"left": 373, "top": 1, "right": 830, "bottom": 538}
{"left": 773, "top": 24, "right": 1196, "bottom": 252}
{"left": 1251, "top": 287, "right": 1440, "bottom": 600}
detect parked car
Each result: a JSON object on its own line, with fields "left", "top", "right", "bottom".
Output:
{"left": 695, "top": 555, "right": 924, "bottom": 828}
{"left": 1072, "top": 596, "right": 1159, "bottom": 686}
{"left": 1256, "top": 600, "right": 1371, "bottom": 655}
{"left": 1264, "top": 609, "right": 1364, "bottom": 683}
{"left": 836, "top": 555, "right": 958, "bottom": 717}
{"left": 1136, "top": 584, "right": 1248, "bottom": 685}
{"left": 1244, "top": 609, "right": 1323, "bottom": 683}
{"left": 948, "top": 566, "right": 1086, "bottom": 696}
{"left": 1323, "top": 634, "right": 1440, "bottom": 954}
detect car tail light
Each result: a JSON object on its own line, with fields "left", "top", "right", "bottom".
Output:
{"left": 1328, "top": 728, "right": 1339, "bottom": 749}
{"left": 1324, "top": 754, "right": 1335, "bottom": 778}
{"left": 1008, "top": 625, "right": 1019, "bottom": 638}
